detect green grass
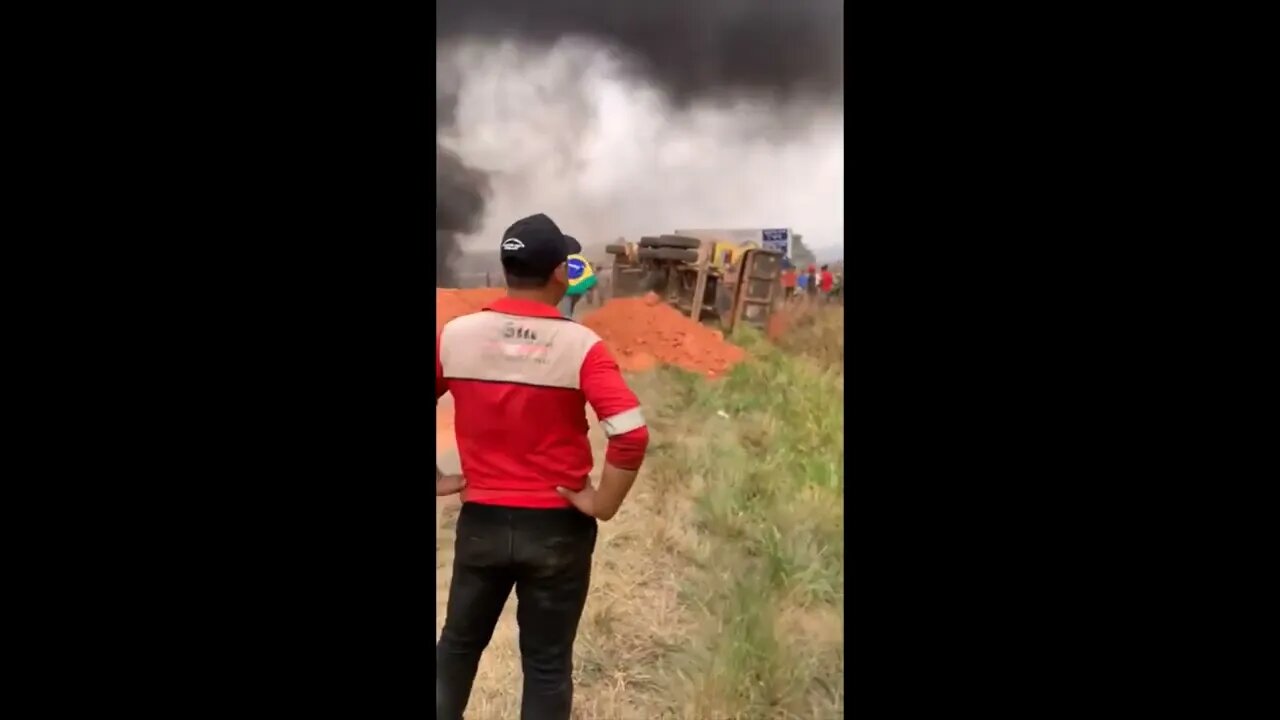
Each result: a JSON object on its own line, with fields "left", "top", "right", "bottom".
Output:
{"left": 629, "top": 307, "right": 845, "bottom": 719}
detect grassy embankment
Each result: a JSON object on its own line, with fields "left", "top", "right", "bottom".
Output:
{"left": 444, "top": 304, "right": 845, "bottom": 719}
{"left": 581, "top": 304, "right": 845, "bottom": 719}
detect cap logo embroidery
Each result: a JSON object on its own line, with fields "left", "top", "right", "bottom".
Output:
{"left": 501, "top": 238, "right": 525, "bottom": 251}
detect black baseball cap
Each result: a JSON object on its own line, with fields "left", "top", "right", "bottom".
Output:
{"left": 500, "top": 213, "right": 572, "bottom": 279}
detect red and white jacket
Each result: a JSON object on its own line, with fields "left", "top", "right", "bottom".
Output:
{"left": 436, "top": 297, "right": 650, "bottom": 509}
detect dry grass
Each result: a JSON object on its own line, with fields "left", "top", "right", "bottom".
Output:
{"left": 773, "top": 301, "right": 844, "bottom": 373}
{"left": 435, "top": 306, "right": 845, "bottom": 719}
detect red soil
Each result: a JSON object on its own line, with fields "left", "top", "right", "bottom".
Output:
{"left": 583, "top": 292, "right": 746, "bottom": 378}
{"left": 436, "top": 288, "right": 505, "bottom": 334}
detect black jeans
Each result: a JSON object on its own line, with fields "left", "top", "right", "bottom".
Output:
{"left": 436, "top": 502, "right": 598, "bottom": 720}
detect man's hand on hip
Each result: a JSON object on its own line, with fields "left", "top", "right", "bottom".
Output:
{"left": 437, "top": 474, "right": 467, "bottom": 496}
{"left": 556, "top": 483, "right": 600, "bottom": 517}
{"left": 557, "top": 461, "right": 639, "bottom": 521}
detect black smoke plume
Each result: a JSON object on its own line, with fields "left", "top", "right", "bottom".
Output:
{"left": 436, "top": 0, "right": 843, "bottom": 102}
{"left": 434, "top": 0, "right": 843, "bottom": 284}
{"left": 436, "top": 143, "right": 487, "bottom": 287}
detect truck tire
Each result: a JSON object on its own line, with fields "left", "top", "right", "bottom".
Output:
{"left": 639, "top": 235, "right": 701, "bottom": 249}
{"left": 643, "top": 247, "right": 699, "bottom": 262}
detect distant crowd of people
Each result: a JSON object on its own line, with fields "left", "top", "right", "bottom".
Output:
{"left": 781, "top": 263, "right": 841, "bottom": 303}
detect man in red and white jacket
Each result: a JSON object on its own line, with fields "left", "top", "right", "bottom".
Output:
{"left": 435, "top": 213, "right": 649, "bottom": 720}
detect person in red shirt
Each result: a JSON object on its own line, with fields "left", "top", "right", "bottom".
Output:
{"left": 435, "top": 213, "right": 649, "bottom": 720}
{"left": 780, "top": 263, "right": 798, "bottom": 300}
{"left": 819, "top": 264, "right": 835, "bottom": 300}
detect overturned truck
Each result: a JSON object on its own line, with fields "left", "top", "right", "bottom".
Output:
{"left": 604, "top": 228, "right": 792, "bottom": 334}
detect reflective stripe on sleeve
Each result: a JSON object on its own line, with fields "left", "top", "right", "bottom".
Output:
{"left": 599, "top": 407, "right": 646, "bottom": 437}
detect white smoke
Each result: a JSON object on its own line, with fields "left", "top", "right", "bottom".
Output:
{"left": 438, "top": 37, "right": 844, "bottom": 260}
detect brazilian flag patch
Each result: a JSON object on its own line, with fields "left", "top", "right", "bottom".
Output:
{"left": 566, "top": 254, "right": 597, "bottom": 296}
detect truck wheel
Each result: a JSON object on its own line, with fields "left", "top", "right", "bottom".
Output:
{"left": 643, "top": 247, "right": 699, "bottom": 262}
{"left": 639, "top": 235, "right": 701, "bottom": 249}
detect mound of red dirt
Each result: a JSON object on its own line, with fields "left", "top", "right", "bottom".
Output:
{"left": 583, "top": 292, "right": 746, "bottom": 378}
{"left": 436, "top": 288, "right": 505, "bottom": 333}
